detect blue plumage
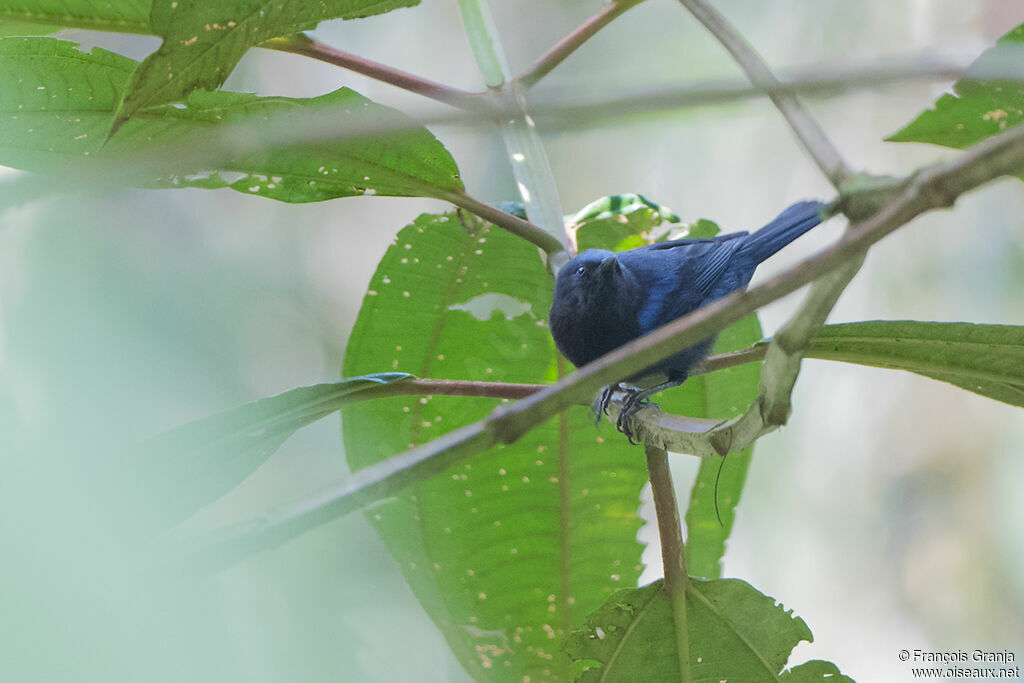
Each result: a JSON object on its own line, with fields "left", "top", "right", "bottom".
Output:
{"left": 548, "top": 200, "right": 827, "bottom": 437}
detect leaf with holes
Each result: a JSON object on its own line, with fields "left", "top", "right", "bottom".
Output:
{"left": 888, "top": 21, "right": 1024, "bottom": 160}
{"left": 112, "top": 0, "right": 419, "bottom": 131}
{"left": 0, "top": 37, "right": 463, "bottom": 201}
{"left": 342, "top": 211, "right": 650, "bottom": 681}
{"left": 0, "top": 0, "right": 151, "bottom": 34}
{"left": 804, "top": 320, "right": 1024, "bottom": 408}
{"left": 134, "top": 373, "right": 412, "bottom": 529}
{"left": 565, "top": 579, "right": 852, "bottom": 682}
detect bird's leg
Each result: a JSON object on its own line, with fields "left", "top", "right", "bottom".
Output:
{"left": 615, "top": 387, "right": 649, "bottom": 444}
{"left": 591, "top": 384, "right": 618, "bottom": 426}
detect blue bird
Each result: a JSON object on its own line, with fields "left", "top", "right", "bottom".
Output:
{"left": 549, "top": 200, "right": 828, "bottom": 440}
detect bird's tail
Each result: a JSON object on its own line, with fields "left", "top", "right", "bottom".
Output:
{"left": 739, "top": 200, "right": 827, "bottom": 262}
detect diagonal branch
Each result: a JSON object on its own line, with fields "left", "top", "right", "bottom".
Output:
{"left": 170, "top": 121, "right": 1024, "bottom": 572}
{"left": 670, "top": 0, "right": 873, "bottom": 457}
{"left": 701, "top": 257, "right": 864, "bottom": 455}
{"left": 515, "top": 0, "right": 648, "bottom": 89}
{"left": 675, "top": 0, "right": 852, "bottom": 188}
{"left": 263, "top": 34, "right": 488, "bottom": 112}
{"left": 440, "top": 190, "right": 567, "bottom": 257}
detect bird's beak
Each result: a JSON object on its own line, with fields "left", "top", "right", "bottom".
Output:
{"left": 597, "top": 256, "right": 619, "bottom": 274}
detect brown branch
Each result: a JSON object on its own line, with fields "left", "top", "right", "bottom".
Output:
{"left": 645, "top": 444, "right": 692, "bottom": 682}
{"left": 515, "top": 1, "right": 646, "bottom": 89}
{"left": 440, "top": 190, "right": 568, "bottom": 257}
{"left": 362, "top": 377, "right": 543, "bottom": 401}
{"left": 263, "top": 34, "right": 488, "bottom": 112}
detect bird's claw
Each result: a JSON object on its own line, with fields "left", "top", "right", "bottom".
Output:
{"left": 592, "top": 385, "right": 651, "bottom": 444}
{"left": 615, "top": 390, "right": 650, "bottom": 444}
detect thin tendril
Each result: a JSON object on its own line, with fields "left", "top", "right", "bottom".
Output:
{"left": 713, "top": 453, "right": 728, "bottom": 527}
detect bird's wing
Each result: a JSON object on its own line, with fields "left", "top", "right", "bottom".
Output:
{"left": 640, "top": 232, "right": 748, "bottom": 297}
{"left": 689, "top": 237, "right": 749, "bottom": 299}
{"left": 623, "top": 235, "right": 753, "bottom": 331}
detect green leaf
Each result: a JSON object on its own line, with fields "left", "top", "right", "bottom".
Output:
{"left": 342, "top": 211, "right": 649, "bottom": 682}
{"left": 888, "top": 22, "right": 1024, "bottom": 154}
{"left": 681, "top": 217, "right": 721, "bottom": 240}
{"left": 113, "top": 0, "right": 419, "bottom": 129}
{"left": 135, "top": 373, "right": 412, "bottom": 528}
{"left": 805, "top": 320, "right": 1024, "bottom": 408}
{"left": 0, "top": 37, "right": 463, "bottom": 202}
{"left": 565, "top": 578, "right": 850, "bottom": 682}
{"left": 572, "top": 193, "right": 683, "bottom": 252}
{"left": 0, "top": 0, "right": 151, "bottom": 34}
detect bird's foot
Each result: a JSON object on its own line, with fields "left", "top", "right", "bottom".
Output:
{"left": 615, "top": 389, "right": 651, "bottom": 444}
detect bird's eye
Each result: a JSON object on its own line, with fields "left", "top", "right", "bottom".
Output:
{"left": 575, "top": 265, "right": 586, "bottom": 275}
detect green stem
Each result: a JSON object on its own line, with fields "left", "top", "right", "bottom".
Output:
{"left": 644, "top": 445, "right": 691, "bottom": 682}
{"left": 495, "top": 96, "right": 571, "bottom": 264}
{"left": 456, "top": 0, "right": 570, "bottom": 264}
{"left": 455, "top": 0, "right": 507, "bottom": 87}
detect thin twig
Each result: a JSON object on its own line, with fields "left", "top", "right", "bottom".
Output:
{"left": 676, "top": 0, "right": 852, "bottom": 188}
{"left": 527, "top": 58, "right": 962, "bottom": 131}
{"left": 441, "top": 190, "right": 567, "bottom": 257}
{"left": 360, "top": 377, "right": 544, "bottom": 401}
{"left": 263, "top": 34, "right": 488, "bottom": 112}
{"left": 644, "top": 444, "right": 691, "bottom": 682}
{"left": 515, "top": 1, "right": 645, "bottom": 89}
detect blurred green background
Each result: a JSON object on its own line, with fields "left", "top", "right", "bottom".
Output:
{"left": 1, "top": 1, "right": 1022, "bottom": 680}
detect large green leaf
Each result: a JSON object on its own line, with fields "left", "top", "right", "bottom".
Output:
{"left": 806, "top": 320, "right": 1024, "bottom": 408}
{"left": 112, "top": 0, "right": 419, "bottom": 130}
{"left": 0, "top": 37, "right": 463, "bottom": 202}
{"left": 135, "top": 373, "right": 412, "bottom": 529}
{"left": 888, "top": 21, "right": 1024, "bottom": 156}
{"left": 342, "top": 212, "right": 650, "bottom": 682}
{"left": 565, "top": 579, "right": 852, "bottom": 682}
{"left": 0, "top": 0, "right": 151, "bottom": 34}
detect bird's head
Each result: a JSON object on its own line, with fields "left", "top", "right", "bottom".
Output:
{"left": 553, "top": 249, "right": 622, "bottom": 305}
